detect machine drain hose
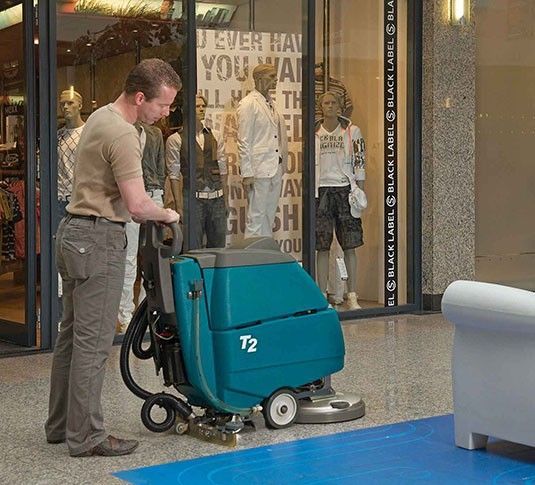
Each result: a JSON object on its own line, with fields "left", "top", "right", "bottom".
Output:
{"left": 120, "top": 298, "right": 152, "bottom": 400}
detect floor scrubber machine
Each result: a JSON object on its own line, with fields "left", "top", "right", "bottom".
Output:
{"left": 120, "top": 222, "right": 365, "bottom": 446}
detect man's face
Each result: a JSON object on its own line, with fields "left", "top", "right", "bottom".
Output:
{"left": 138, "top": 85, "right": 178, "bottom": 124}
{"left": 258, "top": 68, "right": 278, "bottom": 92}
{"left": 60, "top": 96, "right": 82, "bottom": 120}
{"left": 195, "top": 96, "right": 206, "bottom": 122}
{"left": 320, "top": 94, "right": 340, "bottom": 118}
{"left": 314, "top": 64, "right": 324, "bottom": 79}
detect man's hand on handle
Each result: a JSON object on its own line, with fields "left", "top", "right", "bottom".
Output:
{"left": 161, "top": 208, "right": 180, "bottom": 224}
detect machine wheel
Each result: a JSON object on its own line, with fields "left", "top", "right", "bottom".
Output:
{"left": 262, "top": 389, "right": 299, "bottom": 429}
{"left": 141, "top": 393, "right": 177, "bottom": 433}
{"left": 175, "top": 421, "right": 189, "bottom": 435}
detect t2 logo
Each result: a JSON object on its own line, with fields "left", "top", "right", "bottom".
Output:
{"left": 239, "top": 334, "right": 258, "bottom": 353}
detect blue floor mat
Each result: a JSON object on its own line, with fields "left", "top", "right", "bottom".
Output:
{"left": 115, "top": 415, "right": 535, "bottom": 484}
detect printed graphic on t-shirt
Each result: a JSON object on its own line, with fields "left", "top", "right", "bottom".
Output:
{"left": 319, "top": 133, "right": 345, "bottom": 155}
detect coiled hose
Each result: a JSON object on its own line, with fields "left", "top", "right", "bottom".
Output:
{"left": 119, "top": 297, "right": 193, "bottom": 428}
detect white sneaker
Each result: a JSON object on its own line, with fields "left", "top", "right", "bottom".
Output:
{"left": 345, "top": 292, "right": 361, "bottom": 310}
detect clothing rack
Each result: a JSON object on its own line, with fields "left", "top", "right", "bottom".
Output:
{"left": 0, "top": 184, "right": 24, "bottom": 276}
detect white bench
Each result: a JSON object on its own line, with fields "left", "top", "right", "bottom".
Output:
{"left": 442, "top": 280, "right": 535, "bottom": 449}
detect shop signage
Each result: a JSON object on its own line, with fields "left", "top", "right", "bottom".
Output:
{"left": 384, "top": 0, "right": 398, "bottom": 306}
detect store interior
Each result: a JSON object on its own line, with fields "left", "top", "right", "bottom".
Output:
{"left": 0, "top": 0, "right": 411, "bottom": 351}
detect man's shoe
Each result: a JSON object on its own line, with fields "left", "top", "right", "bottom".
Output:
{"left": 71, "top": 435, "right": 139, "bottom": 457}
{"left": 47, "top": 438, "right": 65, "bottom": 444}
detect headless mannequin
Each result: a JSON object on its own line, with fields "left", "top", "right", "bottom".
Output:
{"left": 167, "top": 95, "right": 228, "bottom": 241}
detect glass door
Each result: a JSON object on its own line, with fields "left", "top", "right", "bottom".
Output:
{"left": 313, "top": 0, "right": 415, "bottom": 315}
{"left": 0, "top": 0, "right": 39, "bottom": 349}
{"left": 189, "top": 0, "right": 305, "bottom": 259}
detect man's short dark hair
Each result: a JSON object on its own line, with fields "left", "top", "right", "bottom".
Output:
{"left": 124, "top": 58, "right": 182, "bottom": 101}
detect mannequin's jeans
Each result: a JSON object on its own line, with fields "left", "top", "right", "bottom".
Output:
{"left": 117, "top": 190, "right": 163, "bottom": 326}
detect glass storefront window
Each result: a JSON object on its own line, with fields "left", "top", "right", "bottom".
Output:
{"left": 0, "top": 0, "right": 40, "bottom": 349}
{"left": 315, "top": 0, "right": 409, "bottom": 312}
{"left": 55, "top": 1, "right": 187, "bottom": 334}
{"left": 0, "top": 1, "right": 420, "bottom": 355}
{"left": 0, "top": 2, "right": 27, "bottom": 324}
{"left": 190, "top": 0, "right": 304, "bottom": 260}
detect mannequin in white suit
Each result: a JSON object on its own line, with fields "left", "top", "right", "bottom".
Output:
{"left": 237, "top": 64, "right": 289, "bottom": 238}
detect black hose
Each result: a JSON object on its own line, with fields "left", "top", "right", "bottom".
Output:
{"left": 120, "top": 297, "right": 194, "bottom": 424}
{"left": 131, "top": 299, "right": 153, "bottom": 360}
{"left": 119, "top": 298, "right": 152, "bottom": 400}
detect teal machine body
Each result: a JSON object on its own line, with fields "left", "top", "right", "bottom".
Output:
{"left": 121, "top": 225, "right": 364, "bottom": 436}
{"left": 171, "top": 247, "right": 345, "bottom": 411}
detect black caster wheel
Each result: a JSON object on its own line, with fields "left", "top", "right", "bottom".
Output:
{"left": 262, "top": 388, "right": 299, "bottom": 429}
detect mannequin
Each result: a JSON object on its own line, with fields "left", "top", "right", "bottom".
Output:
{"left": 314, "top": 64, "right": 355, "bottom": 303}
{"left": 57, "top": 89, "right": 85, "bottom": 216}
{"left": 166, "top": 94, "right": 228, "bottom": 248}
{"left": 314, "top": 62, "right": 353, "bottom": 120}
{"left": 315, "top": 91, "right": 366, "bottom": 310}
{"left": 237, "top": 63, "right": 289, "bottom": 238}
{"left": 56, "top": 89, "right": 84, "bottom": 299}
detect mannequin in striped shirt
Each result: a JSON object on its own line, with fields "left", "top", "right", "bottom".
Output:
{"left": 314, "top": 62, "right": 353, "bottom": 120}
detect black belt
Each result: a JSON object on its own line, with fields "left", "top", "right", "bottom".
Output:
{"left": 67, "top": 214, "right": 126, "bottom": 227}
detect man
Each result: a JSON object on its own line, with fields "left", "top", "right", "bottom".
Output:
{"left": 237, "top": 64, "right": 288, "bottom": 238}
{"left": 57, "top": 89, "right": 85, "bottom": 217}
{"left": 117, "top": 121, "right": 166, "bottom": 334}
{"left": 45, "top": 58, "right": 181, "bottom": 457}
{"left": 166, "top": 94, "right": 228, "bottom": 248}
{"left": 314, "top": 62, "right": 353, "bottom": 120}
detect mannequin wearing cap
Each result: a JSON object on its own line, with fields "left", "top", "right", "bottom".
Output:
{"left": 314, "top": 91, "right": 366, "bottom": 311}
{"left": 57, "top": 89, "right": 85, "bottom": 216}
{"left": 237, "top": 63, "right": 289, "bottom": 238}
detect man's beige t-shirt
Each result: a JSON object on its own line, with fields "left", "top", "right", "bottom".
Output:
{"left": 66, "top": 104, "right": 143, "bottom": 222}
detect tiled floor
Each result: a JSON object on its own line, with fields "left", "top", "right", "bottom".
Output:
{"left": 0, "top": 313, "right": 453, "bottom": 485}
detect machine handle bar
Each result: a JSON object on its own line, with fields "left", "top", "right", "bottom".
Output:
{"left": 168, "top": 221, "right": 182, "bottom": 257}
